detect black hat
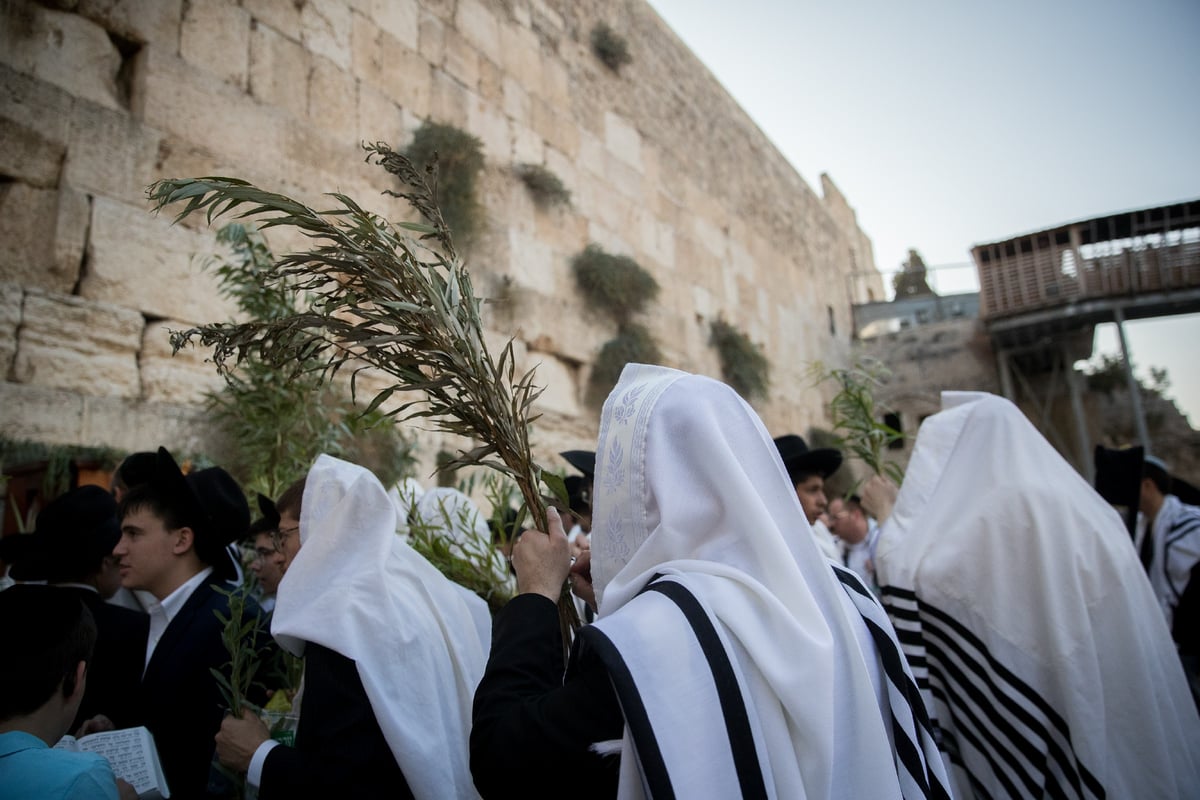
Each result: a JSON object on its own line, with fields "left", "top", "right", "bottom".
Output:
{"left": 4, "top": 486, "right": 121, "bottom": 582}
{"left": 560, "top": 450, "right": 596, "bottom": 480}
{"left": 247, "top": 493, "right": 281, "bottom": 537}
{"left": 152, "top": 447, "right": 249, "bottom": 575}
{"left": 114, "top": 451, "right": 157, "bottom": 491}
{"left": 564, "top": 475, "right": 592, "bottom": 516}
{"left": 773, "top": 434, "right": 843, "bottom": 483}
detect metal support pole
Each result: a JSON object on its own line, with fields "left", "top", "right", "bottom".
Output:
{"left": 1113, "top": 307, "right": 1152, "bottom": 455}
{"left": 996, "top": 348, "right": 1015, "bottom": 400}
{"left": 1064, "top": 343, "right": 1094, "bottom": 481}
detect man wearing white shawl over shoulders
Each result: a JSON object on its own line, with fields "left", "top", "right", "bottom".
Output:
{"left": 471, "top": 364, "right": 951, "bottom": 799}
{"left": 215, "top": 455, "right": 490, "bottom": 799}
{"left": 874, "top": 392, "right": 1200, "bottom": 799}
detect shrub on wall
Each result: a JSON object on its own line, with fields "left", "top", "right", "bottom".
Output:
{"left": 404, "top": 122, "right": 486, "bottom": 247}
{"left": 590, "top": 22, "right": 633, "bottom": 72}
{"left": 515, "top": 163, "right": 571, "bottom": 207}
{"left": 571, "top": 244, "right": 659, "bottom": 325}
{"left": 709, "top": 318, "right": 770, "bottom": 403}
{"left": 586, "top": 324, "right": 662, "bottom": 408}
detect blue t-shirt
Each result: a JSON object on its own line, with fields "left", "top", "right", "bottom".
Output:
{"left": 0, "top": 730, "right": 119, "bottom": 800}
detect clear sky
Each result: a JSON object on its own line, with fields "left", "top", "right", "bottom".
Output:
{"left": 645, "top": 0, "right": 1200, "bottom": 423}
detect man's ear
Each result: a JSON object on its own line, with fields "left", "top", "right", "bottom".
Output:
{"left": 172, "top": 526, "right": 196, "bottom": 556}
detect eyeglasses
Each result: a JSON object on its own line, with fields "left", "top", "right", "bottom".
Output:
{"left": 271, "top": 524, "right": 299, "bottom": 550}
{"left": 252, "top": 546, "right": 277, "bottom": 562}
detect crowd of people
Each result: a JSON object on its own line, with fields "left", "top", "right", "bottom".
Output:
{"left": 2, "top": 364, "right": 1198, "bottom": 799}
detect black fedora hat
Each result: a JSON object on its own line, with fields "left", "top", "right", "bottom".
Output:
{"left": 773, "top": 434, "right": 843, "bottom": 483}
{"left": 560, "top": 450, "right": 596, "bottom": 480}
{"left": 152, "top": 447, "right": 249, "bottom": 574}
{"left": 6, "top": 485, "right": 121, "bottom": 582}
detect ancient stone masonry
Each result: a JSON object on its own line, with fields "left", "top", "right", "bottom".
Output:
{"left": 0, "top": 0, "right": 882, "bottom": 471}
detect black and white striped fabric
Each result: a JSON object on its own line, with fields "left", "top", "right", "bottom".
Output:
{"left": 873, "top": 391, "right": 1200, "bottom": 799}
{"left": 1137, "top": 494, "right": 1200, "bottom": 629}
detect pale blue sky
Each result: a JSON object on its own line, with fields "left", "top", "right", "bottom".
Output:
{"left": 645, "top": 0, "right": 1200, "bottom": 423}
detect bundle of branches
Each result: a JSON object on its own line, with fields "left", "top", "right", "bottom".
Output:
{"left": 807, "top": 360, "right": 905, "bottom": 486}
{"left": 148, "top": 142, "right": 578, "bottom": 647}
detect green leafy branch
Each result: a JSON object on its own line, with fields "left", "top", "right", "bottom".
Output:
{"left": 807, "top": 360, "right": 904, "bottom": 485}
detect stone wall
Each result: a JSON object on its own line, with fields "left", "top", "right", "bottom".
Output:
{"left": 0, "top": 0, "right": 883, "bottom": 476}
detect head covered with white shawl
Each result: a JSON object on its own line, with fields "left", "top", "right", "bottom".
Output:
{"left": 585, "top": 363, "right": 947, "bottom": 799}
{"left": 271, "top": 455, "right": 490, "bottom": 800}
{"left": 875, "top": 392, "right": 1200, "bottom": 798}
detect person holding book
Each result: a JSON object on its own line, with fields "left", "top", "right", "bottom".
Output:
{"left": 214, "top": 456, "right": 490, "bottom": 800}
{"left": 0, "top": 584, "right": 137, "bottom": 800}
{"left": 114, "top": 447, "right": 267, "bottom": 799}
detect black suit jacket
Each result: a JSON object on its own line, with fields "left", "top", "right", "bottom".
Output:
{"left": 63, "top": 587, "right": 148, "bottom": 731}
{"left": 470, "top": 594, "right": 622, "bottom": 800}
{"left": 139, "top": 575, "right": 268, "bottom": 800}
{"left": 259, "top": 642, "right": 412, "bottom": 799}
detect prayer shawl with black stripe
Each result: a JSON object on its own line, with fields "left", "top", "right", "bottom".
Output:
{"left": 1135, "top": 494, "right": 1200, "bottom": 631}
{"left": 875, "top": 392, "right": 1200, "bottom": 799}
{"left": 588, "top": 364, "right": 950, "bottom": 799}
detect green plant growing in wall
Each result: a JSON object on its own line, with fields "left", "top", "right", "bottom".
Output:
{"left": 709, "top": 318, "right": 770, "bottom": 403}
{"left": 590, "top": 22, "right": 632, "bottom": 72}
{"left": 515, "top": 163, "right": 571, "bottom": 208}
{"left": 200, "top": 223, "right": 415, "bottom": 497}
{"left": 571, "top": 244, "right": 659, "bottom": 325}
{"left": 404, "top": 122, "right": 486, "bottom": 247}
{"left": 587, "top": 324, "right": 662, "bottom": 409}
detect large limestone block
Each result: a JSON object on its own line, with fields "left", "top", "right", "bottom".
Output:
{"left": 466, "top": 92, "right": 510, "bottom": 160}
{"left": 0, "top": 117, "right": 65, "bottom": 188}
{"left": 81, "top": 196, "right": 236, "bottom": 325}
{"left": 0, "top": 183, "right": 85, "bottom": 294}
{"left": 0, "top": 382, "right": 86, "bottom": 445}
{"left": 454, "top": 0, "right": 501, "bottom": 67}
{"left": 79, "top": 395, "right": 218, "bottom": 455}
{"left": 0, "top": 4, "right": 123, "bottom": 110}
{"left": 417, "top": 9, "right": 445, "bottom": 65}
{"left": 12, "top": 290, "right": 143, "bottom": 398}
{"left": 0, "top": 65, "right": 73, "bottom": 149}
{"left": 139, "top": 319, "right": 226, "bottom": 404}
{"left": 357, "top": 0, "right": 418, "bottom": 50}
{"left": 349, "top": 21, "right": 430, "bottom": 116}
{"left": 0, "top": 283, "right": 22, "bottom": 377}
{"left": 181, "top": 0, "right": 252, "bottom": 88}
{"left": 306, "top": 56, "right": 358, "bottom": 138}
{"left": 300, "top": 0, "right": 353, "bottom": 72}
{"left": 76, "top": 0, "right": 183, "bottom": 48}
{"left": 442, "top": 25, "right": 480, "bottom": 89}
{"left": 241, "top": 0, "right": 302, "bottom": 41}
{"left": 248, "top": 21, "right": 309, "bottom": 119}
{"left": 133, "top": 47, "right": 290, "bottom": 174}
{"left": 529, "top": 97, "right": 578, "bottom": 159}
{"left": 63, "top": 98, "right": 162, "bottom": 201}
{"left": 523, "top": 350, "right": 579, "bottom": 419}
{"left": 498, "top": 24, "right": 541, "bottom": 91}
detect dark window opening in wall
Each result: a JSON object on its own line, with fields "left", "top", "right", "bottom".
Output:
{"left": 883, "top": 412, "right": 904, "bottom": 450}
{"left": 827, "top": 305, "right": 836, "bottom": 336}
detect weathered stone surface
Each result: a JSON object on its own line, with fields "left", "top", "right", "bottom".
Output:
{"left": 180, "top": 0, "right": 251, "bottom": 88}
{"left": 0, "top": 117, "right": 65, "bottom": 187}
{"left": 139, "top": 318, "right": 225, "bottom": 404}
{"left": 76, "top": 0, "right": 183, "bottom": 47}
{"left": 524, "top": 350, "right": 579, "bottom": 418}
{"left": 63, "top": 98, "right": 162, "bottom": 201}
{"left": 0, "top": 382, "right": 87, "bottom": 445}
{"left": 12, "top": 290, "right": 143, "bottom": 398}
{"left": 306, "top": 56, "right": 358, "bottom": 138}
{"left": 466, "top": 90, "right": 509, "bottom": 160}
{"left": 417, "top": 8, "right": 445, "bottom": 65}
{"left": 241, "top": 0, "right": 302, "bottom": 41}
{"left": 0, "top": 283, "right": 23, "bottom": 378}
{"left": 300, "top": 0, "right": 353, "bottom": 71}
{"left": 81, "top": 196, "right": 235, "bottom": 325}
{"left": 358, "top": 0, "right": 418, "bottom": 50}
{"left": 247, "top": 20, "right": 309, "bottom": 118}
{"left": 0, "top": 4, "right": 122, "bottom": 110}
{"left": 455, "top": 0, "right": 501, "bottom": 67}
{"left": 0, "top": 183, "right": 81, "bottom": 293}
{"left": 442, "top": 25, "right": 480, "bottom": 89}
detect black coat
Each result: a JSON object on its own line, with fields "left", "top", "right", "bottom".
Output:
{"left": 259, "top": 643, "right": 412, "bottom": 799}
{"left": 138, "top": 575, "right": 268, "bottom": 800}
{"left": 470, "top": 594, "right": 623, "bottom": 800}
{"left": 63, "top": 587, "right": 148, "bottom": 731}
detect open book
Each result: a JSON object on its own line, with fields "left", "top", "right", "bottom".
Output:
{"left": 55, "top": 725, "right": 170, "bottom": 799}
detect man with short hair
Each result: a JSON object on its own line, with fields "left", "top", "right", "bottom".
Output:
{"left": 1136, "top": 455, "right": 1200, "bottom": 635}
{"left": 247, "top": 495, "right": 284, "bottom": 614}
{"left": 0, "top": 585, "right": 136, "bottom": 800}
{"left": 773, "top": 434, "right": 844, "bottom": 560}
{"left": 0, "top": 486, "right": 147, "bottom": 730}
{"left": 831, "top": 495, "right": 879, "bottom": 589}
{"left": 113, "top": 447, "right": 263, "bottom": 799}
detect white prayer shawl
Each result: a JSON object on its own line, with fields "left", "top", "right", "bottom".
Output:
{"left": 587, "top": 364, "right": 950, "bottom": 800}
{"left": 1135, "top": 494, "right": 1200, "bottom": 629}
{"left": 271, "top": 455, "right": 490, "bottom": 800}
{"left": 874, "top": 392, "right": 1200, "bottom": 800}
